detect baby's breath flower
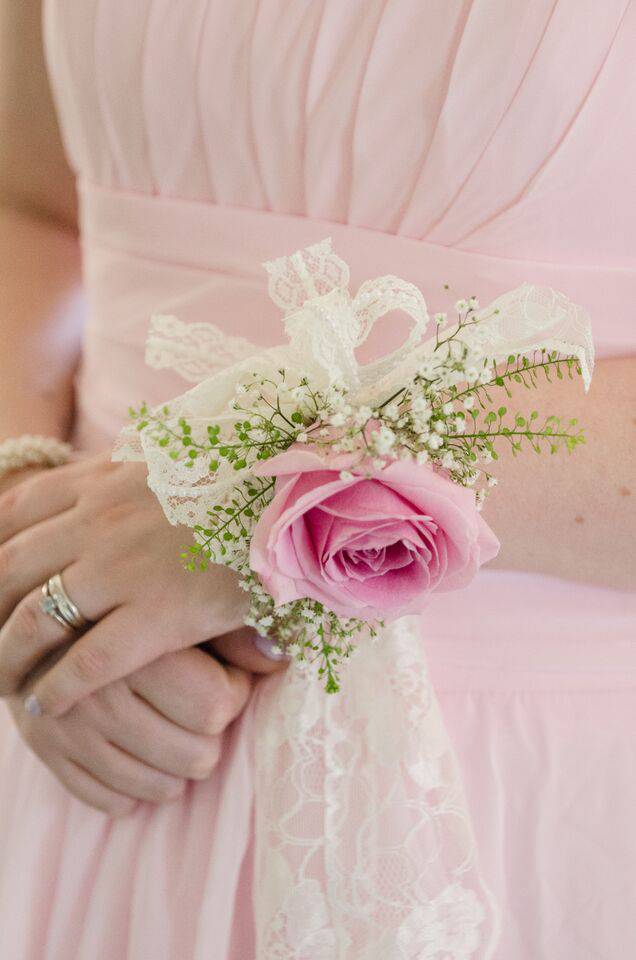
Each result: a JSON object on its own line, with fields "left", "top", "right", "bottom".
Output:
{"left": 455, "top": 299, "right": 468, "bottom": 312}
{"left": 354, "top": 405, "right": 373, "bottom": 426}
{"left": 463, "top": 396, "right": 475, "bottom": 410}
{"left": 372, "top": 424, "right": 396, "bottom": 455}
{"left": 419, "top": 358, "right": 439, "bottom": 379}
{"left": 428, "top": 434, "right": 443, "bottom": 450}
{"left": 411, "top": 395, "right": 430, "bottom": 416}
{"left": 434, "top": 312, "right": 447, "bottom": 326}
{"left": 487, "top": 476, "right": 498, "bottom": 487}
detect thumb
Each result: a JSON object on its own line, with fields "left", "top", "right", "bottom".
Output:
{"left": 204, "top": 626, "right": 290, "bottom": 675}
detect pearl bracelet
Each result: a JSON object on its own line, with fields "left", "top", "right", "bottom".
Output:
{"left": 0, "top": 435, "right": 73, "bottom": 480}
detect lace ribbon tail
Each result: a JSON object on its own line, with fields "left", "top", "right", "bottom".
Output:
{"left": 252, "top": 617, "right": 501, "bottom": 959}
{"left": 458, "top": 284, "right": 594, "bottom": 390}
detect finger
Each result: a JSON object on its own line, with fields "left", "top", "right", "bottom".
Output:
{"left": 207, "top": 626, "right": 291, "bottom": 675}
{"left": 0, "top": 569, "right": 116, "bottom": 699}
{"left": 0, "top": 512, "right": 80, "bottom": 625}
{"left": 51, "top": 757, "right": 139, "bottom": 818}
{"left": 70, "top": 734, "right": 187, "bottom": 806}
{"left": 0, "top": 588, "right": 87, "bottom": 698}
{"left": 95, "top": 681, "right": 223, "bottom": 780}
{"left": 28, "top": 600, "right": 185, "bottom": 718}
{"left": 128, "top": 647, "right": 251, "bottom": 734}
{"left": 0, "top": 463, "right": 80, "bottom": 544}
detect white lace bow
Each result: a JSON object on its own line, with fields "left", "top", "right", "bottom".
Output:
{"left": 115, "top": 238, "right": 594, "bottom": 959}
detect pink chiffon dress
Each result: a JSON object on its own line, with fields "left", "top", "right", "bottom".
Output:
{"left": 1, "top": 2, "right": 635, "bottom": 958}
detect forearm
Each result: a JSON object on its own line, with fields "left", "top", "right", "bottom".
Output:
{"left": 0, "top": 201, "right": 82, "bottom": 442}
{"left": 482, "top": 355, "right": 635, "bottom": 590}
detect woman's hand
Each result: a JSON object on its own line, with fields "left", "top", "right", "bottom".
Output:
{"left": 0, "top": 455, "right": 287, "bottom": 717}
{"left": 8, "top": 644, "right": 251, "bottom": 816}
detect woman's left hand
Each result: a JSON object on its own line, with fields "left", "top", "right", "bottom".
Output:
{"left": 8, "top": 644, "right": 251, "bottom": 816}
{"left": 0, "top": 455, "right": 284, "bottom": 717}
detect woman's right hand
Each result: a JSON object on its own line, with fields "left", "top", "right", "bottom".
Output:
{"left": 8, "top": 644, "right": 252, "bottom": 817}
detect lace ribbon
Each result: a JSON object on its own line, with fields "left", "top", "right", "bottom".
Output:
{"left": 252, "top": 618, "right": 500, "bottom": 960}
{"left": 114, "top": 237, "right": 594, "bottom": 959}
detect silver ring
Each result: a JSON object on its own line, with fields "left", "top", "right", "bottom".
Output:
{"left": 40, "top": 574, "right": 89, "bottom": 631}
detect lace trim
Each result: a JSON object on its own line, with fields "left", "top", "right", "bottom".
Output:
{"left": 263, "top": 237, "right": 351, "bottom": 315}
{"left": 459, "top": 284, "right": 594, "bottom": 390}
{"left": 145, "top": 313, "right": 259, "bottom": 382}
{"left": 253, "top": 618, "right": 500, "bottom": 959}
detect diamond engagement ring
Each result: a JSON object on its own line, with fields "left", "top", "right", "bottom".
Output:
{"left": 40, "top": 574, "right": 89, "bottom": 632}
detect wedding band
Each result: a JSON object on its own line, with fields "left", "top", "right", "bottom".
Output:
{"left": 40, "top": 574, "right": 89, "bottom": 631}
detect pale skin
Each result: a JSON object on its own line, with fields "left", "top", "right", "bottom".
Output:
{"left": 1, "top": 1, "right": 635, "bottom": 816}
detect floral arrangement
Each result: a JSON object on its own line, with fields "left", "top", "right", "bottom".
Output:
{"left": 119, "top": 238, "right": 592, "bottom": 692}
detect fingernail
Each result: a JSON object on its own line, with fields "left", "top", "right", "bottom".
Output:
{"left": 253, "top": 635, "right": 290, "bottom": 662}
{"left": 24, "top": 694, "right": 43, "bottom": 717}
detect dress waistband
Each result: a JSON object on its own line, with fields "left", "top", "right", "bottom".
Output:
{"left": 78, "top": 179, "right": 634, "bottom": 357}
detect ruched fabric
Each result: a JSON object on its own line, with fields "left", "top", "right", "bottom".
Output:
{"left": 0, "top": 2, "right": 634, "bottom": 958}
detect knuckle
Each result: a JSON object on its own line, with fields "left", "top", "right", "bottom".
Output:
{"left": 72, "top": 693, "right": 103, "bottom": 726}
{"left": 106, "top": 798, "right": 137, "bottom": 819}
{"left": 186, "top": 741, "right": 221, "bottom": 780}
{"left": 0, "top": 541, "right": 15, "bottom": 585}
{"left": 94, "top": 682, "right": 126, "bottom": 719}
{"left": 0, "top": 483, "right": 23, "bottom": 521}
{"left": 93, "top": 501, "right": 135, "bottom": 533}
{"left": 200, "top": 694, "right": 235, "bottom": 735}
{"left": 147, "top": 776, "right": 186, "bottom": 803}
{"left": 21, "top": 718, "right": 50, "bottom": 752}
{"left": 10, "top": 594, "right": 40, "bottom": 640}
{"left": 19, "top": 723, "right": 44, "bottom": 754}
{"left": 68, "top": 644, "right": 112, "bottom": 685}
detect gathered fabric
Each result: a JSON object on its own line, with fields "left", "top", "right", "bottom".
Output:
{"left": 0, "top": 2, "right": 634, "bottom": 958}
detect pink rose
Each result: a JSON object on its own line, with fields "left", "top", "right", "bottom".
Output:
{"left": 250, "top": 448, "right": 500, "bottom": 621}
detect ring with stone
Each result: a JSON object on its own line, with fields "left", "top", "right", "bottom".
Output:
{"left": 40, "top": 574, "right": 89, "bottom": 632}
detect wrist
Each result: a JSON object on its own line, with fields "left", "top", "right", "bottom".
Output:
{"left": 0, "top": 465, "right": 47, "bottom": 496}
